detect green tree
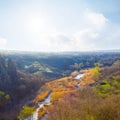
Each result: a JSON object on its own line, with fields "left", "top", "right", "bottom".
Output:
{"left": 113, "top": 61, "right": 120, "bottom": 65}
{"left": 18, "top": 105, "right": 35, "bottom": 119}
{"left": 7, "top": 59, "right": 18, "bottom": 81}
{"left": 72, "top": 62, "right": 84, "bottom": 71}
{"left": 94, "top": 62, "right": 103, "bottom": 68}
{"left": 0, "top": 91, "right": 10, "bottom": 107}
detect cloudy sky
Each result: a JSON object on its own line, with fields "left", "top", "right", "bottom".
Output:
{"left": 0, "top": 0, "right": 120, "bottom": 52}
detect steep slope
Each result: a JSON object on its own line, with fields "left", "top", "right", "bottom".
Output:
{"left": 46, "top": 62, "right": 120, "bottom": 120}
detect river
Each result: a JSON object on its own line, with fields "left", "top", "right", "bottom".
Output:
{"left": 74, "top": 73, "right": 84, "bottom": 79}
{"left": 21, "top": 73, "right": 84, "bottom": 120}
{"left": 74, "top": 73, "right": 84, "bottom": 89}
{"left": 22, "top": 93, "right": 52, "bottom": 120}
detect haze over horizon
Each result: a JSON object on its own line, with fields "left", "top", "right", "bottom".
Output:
{"left": 0, "top": 0, "right": 120, "bottom": 52}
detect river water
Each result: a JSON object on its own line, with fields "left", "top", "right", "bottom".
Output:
{"left": 21, "top": 93, "right": 52, "bottom": 120}
{"left": 74, "top": 73, "right": 84, "bottom": 89}
{"left": 74, "top": 73, "right": 84, "bottom": 79}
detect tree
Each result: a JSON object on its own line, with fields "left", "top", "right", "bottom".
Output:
{"left": 18, "top": 105, "right": 35, "bottom": 119}
{"left": 7, "top": 59, "right": 18, "bottom": 82}
{"left": 94, "top": 62, "right": 103, "bottom": 68}
{"left": 0, "top": 91, "right": 10, "bottom": 107}
{"left": 71, "top": 63, "right": 84, "bottom": 71}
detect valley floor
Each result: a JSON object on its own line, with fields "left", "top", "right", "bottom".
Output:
{"left": 19, "top": 62, "right": 120, "bottom": 120}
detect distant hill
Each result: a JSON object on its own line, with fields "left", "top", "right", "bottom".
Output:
{"left": 0, "top": 50, "right": 120, "bottom": 79}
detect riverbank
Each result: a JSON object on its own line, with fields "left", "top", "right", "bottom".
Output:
{"left": 19, "top": 69, "right": 97, "bottom": 120}
{"left": 45, "top": 63, "right": 120, "bottom": 120}
{"left": 34, "top": 71, "right": 86, "bottom": 119}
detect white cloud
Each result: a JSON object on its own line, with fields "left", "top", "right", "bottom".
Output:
{"left": 2, "top": 6, "right": 115, "bottom": 52}
{"left": 28, "top": 33, "right": 73, "bottom": 52}
{"left": 26, "top": 9, "right": 109, "bottom": 52}
{"left": 74, "top": 28, "right": 99, "bottom": 41}
{"left": 25, "top": 8, "right": 119, "bottom": 52}
{"left": 51, "top": 34, "right": 73, "bottom": 51}
{"left": 73, "top": 28, "right": 99, "bottom": 50}
{"left": 84, "top": 9, "right": 109, "bottom": 30}
{"left": 0, "top": 0, "right": 119, "bottom": 52}
{"left": 65, "top": 10, "right": 109, "bottom": 51}
{"left": 0, "top": 37, "right": 7, "bottom": 48}
{"left": 31, "top": 28, "right": 99, "bottom": 52}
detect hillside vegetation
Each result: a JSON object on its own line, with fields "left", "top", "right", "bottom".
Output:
{"left": 31, "top": 68, "right": 99, "bottom": 119}
{"left": 0, "top": 56, "right": 44, "bottom": 120}
{"left": 0, "top": 51, "right": 120, "bottom": 120}
{"left": 3, "top": 51, "right": 120, "bottom": 79}
{"left": 46, "top": 62, "right": 120, "bottom": 120}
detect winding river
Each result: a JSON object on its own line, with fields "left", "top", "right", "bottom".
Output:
{"left": 22, "top": 93, "right": 52, "bottom": 120}
{"left": 21, "top": 73, "right": 84, "bottom": 120}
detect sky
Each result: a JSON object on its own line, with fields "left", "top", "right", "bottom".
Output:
{"left": 0, "top": 0, "right": 120, "bottom": 52}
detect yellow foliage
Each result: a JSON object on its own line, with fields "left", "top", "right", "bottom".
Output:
{"left": 70, "top": 71, "right": 78, "bottom": 77}
{"left": 38, "top": 108, "right": 47, "bottom": 119}
{"left": 35, "top": 69, "right": 97, "bottom": 104}
{"left": 80, "top": 68, "right": 98, "bottom": 87}
{"left": 34, "top": 91, "right": 50, "bottom": 104}
{"left": 34, "top": 71, "right": 82, "bottom": 103}
{"left": 51, "top": 92, "right": 65, "bottom": 102}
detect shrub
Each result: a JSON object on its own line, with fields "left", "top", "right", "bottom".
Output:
{"left": 18, "top": 105, "right": 35, "bottom": 119}
{"left": 46, "top": 89, "right": 120, "bottom": 120}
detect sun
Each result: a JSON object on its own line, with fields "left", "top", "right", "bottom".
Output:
{"left": 26, "top": 13, "right": 45, "bottom": 33}
{"left": 25, "top": 12, "right": 55, "bottom": 34}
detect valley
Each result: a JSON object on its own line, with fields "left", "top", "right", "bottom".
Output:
{"left": 0, "top": 51, "right": 120, "bottom": 120}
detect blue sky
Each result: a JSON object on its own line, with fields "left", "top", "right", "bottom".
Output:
{"left": 0, "top": 0, "right": 120, "bottom": 52}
